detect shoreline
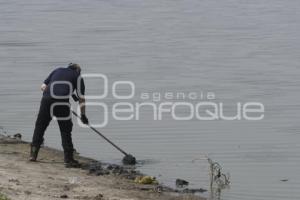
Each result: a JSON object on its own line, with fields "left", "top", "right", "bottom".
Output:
{"left": 0, "top": 135, "right": 205, "bottom": 200}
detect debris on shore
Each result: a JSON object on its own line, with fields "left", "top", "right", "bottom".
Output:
{"left": 134, "top": 176, "right": 158, "bottom": 185}
{"left": 0, "top": 134, "right": 206, "bottom": 200}
{"left": 176, "top": 179, "right": 189, "bottom": 188}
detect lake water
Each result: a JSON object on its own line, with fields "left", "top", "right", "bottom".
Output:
{"left": 1, "top": 0, "right": 300, "bottom": 199}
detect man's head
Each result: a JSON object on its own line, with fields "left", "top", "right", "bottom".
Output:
{"left": 68, "top": 63, "right": 81, "bottom": 74}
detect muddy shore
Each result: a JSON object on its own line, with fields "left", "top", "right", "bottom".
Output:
{"left": 0, "top": 136, "right": 205, "bottom": 200}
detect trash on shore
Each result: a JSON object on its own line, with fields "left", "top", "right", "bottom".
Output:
{"left": 174, "top": 178, "right": 208, "bottom": 194}
{"left": 13, "top": 133, "right": 22, "bottom": 140}
{"left": 68, "top": 177, "right": 80, "bottom": 184}
{"left": 0, "top": 134, "right": 26, "bottom": 144}
{"left": 0, "top": 133, "right": 208, "bottom": 200}
{"left": 176, "top": 179, "right": 189, "bottom": 188}
{"left": 134, "top": 176, "right": 158, "bottom": 185}
{"left": 0, "top": 128, "right": 24, "bottom": 144}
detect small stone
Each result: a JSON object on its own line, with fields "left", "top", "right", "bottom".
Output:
{"left": 182, "top": 188, "right": 208, "bottom": 193}
{"left": 198, "top": 188, "right": 208, "bottom": 193}
{"left": 106, "top": 165, "right": 114, "bottom": 170}
{"left": 24, "top": 191, "right": 32, "bottom": 195}
{"left": 13, "top": 133, "right": 22, "bottom": 140}
{"left": 63, "top": 185, "right": 70, "bottom": 191}
{"left": 94, "top": 193, "right": 104, "bottom": 200}
{"left": 9, "top": 178, "right": 20, "bottom": 184}
{"left": 175, "top": 179, "right": 189, "bottom": 188}
{"left": 60, "top": 194, "right": 68, "bottom": 198}
{"left": 88, "top": 162, "right": 103, "bottom": 174}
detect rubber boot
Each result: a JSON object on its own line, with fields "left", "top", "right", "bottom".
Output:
{"left": 64, "top": 150, "right": 81, "bottom": 168}
{"left": 29, "top": 145, "right": 40, "bottom": 162}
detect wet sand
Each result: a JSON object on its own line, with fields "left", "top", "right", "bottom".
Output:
{"left": 0, "top": 136, "right": 205, "bottom": 200}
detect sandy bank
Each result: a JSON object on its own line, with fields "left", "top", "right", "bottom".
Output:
{"left": 0, "top": 136, "right": 205, "bottom": 200}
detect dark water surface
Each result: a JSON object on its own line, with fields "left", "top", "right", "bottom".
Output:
{"left": 1, "top": 0, "right": 300, "bottom": 199}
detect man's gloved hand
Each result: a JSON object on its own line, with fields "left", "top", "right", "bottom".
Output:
{"left": 71, "top": 94, "right": 79, "bottom": 102}
{"left": 81, "top": 114, "right": 89, "bottom": 125}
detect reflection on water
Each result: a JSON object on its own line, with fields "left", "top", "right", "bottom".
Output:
{"left": 1, "top": 0, "right": 300, "bottom": 199}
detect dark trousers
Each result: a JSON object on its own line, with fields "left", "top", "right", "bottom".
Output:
{"left": 31, "top": 97, "right": 74, "bottom": 153}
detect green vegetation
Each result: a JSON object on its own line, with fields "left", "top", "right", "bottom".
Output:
{"left": 0, "top": 193, "right": 10, "bottom": 200}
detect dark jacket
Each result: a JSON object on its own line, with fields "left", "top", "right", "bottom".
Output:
{"left": 43, "top": 66, "right": 85, "bottom": 99}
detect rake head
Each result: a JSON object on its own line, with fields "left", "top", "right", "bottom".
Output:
{"left": 122, "top": 154, "right": 136, "bottom": 165}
